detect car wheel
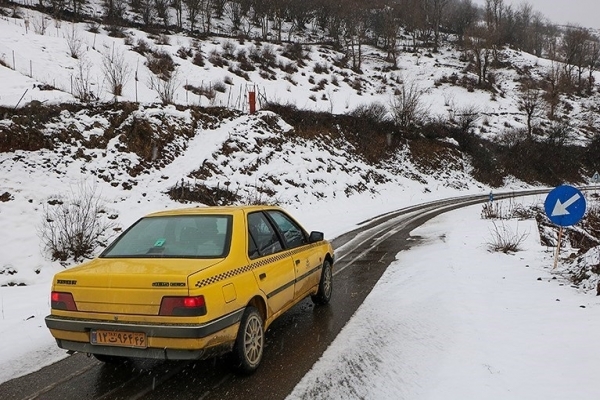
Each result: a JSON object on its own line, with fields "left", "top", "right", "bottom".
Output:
{"left": 311, "top": 259, "right": 333, "bottom": 305}
{"left": 92, "top": 354, "right": 128, "bottom": 364}
{"left": 231, "top": 306, "right": 264, "bottom": 374}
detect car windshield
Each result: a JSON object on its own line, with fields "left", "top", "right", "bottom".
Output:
{"left": 101, "top": 215, "right": 232, "bottom": 258}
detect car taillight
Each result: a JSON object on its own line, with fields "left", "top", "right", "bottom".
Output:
{"left": 159, "top": 295, "right": 206, "bottom": 316}
{"left": 51, "top": 292, "right": 77, "bottom": 311}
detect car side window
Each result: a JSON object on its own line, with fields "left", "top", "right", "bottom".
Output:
{"left": 247, "top": 212, "right": 283, "bottom": 259}
{"left": 266, "top": 211, "right": 308, "bottom": 249}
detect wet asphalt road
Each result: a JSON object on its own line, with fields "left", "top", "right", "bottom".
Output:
{"left": 0, "top": 190, "right": 550, "bottom": 400}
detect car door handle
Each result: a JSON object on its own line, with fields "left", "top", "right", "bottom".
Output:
{"left": 259, "top": 273, "right": 266, "bottom": 280}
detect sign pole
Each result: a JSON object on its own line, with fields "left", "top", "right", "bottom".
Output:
{"left": 553, "top": 227, "right": 563, "bottom": 270}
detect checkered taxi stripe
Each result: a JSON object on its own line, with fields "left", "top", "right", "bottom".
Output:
{"left": 194, "top": 243, "right": 322, "bottom": 288}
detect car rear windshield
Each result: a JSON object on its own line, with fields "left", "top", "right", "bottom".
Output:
{"left": 101, "top": 215, "right": 232, "bottom": 258}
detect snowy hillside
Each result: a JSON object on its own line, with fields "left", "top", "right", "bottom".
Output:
{"left": 2, "top": 4, "right": 600, "bottom": 144}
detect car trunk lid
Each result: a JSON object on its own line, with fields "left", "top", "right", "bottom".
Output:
{"left": 53, "top": 258, "right": 221, "bottom": 315}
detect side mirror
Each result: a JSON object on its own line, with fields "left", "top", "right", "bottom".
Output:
{"left": 309, "top": 231, "right": 324, "bottom": 243}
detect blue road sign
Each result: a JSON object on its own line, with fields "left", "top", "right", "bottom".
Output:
{"left": 544, "top": 185, "right": 586, "bottom": 227}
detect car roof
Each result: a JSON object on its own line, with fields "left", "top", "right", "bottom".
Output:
{"left": 145, "top": 205, "right": 283, "bottom": 217}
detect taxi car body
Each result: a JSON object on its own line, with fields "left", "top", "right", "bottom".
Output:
{"left": 45, "top": 205, "right": 334, "bottom": 373}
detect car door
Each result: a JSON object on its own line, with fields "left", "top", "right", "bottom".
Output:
{"left": 265, "top": 210, "right": 323, "bottom": 300}
{"left": 247, "top": 211, "right": 295, "bottom": 315}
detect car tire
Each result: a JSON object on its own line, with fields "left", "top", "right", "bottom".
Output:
{"left": 92, "top": 353, "right": 128, "bottom": 364}
{"left": 311, "top": 259, "right": 333, "bottom": 305}
{"left": 231, "top": 306, "right": 264, "bottom": 374}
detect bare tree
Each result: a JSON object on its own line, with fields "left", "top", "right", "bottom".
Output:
{"left": 399, "top": 0, "right": 428, "bottom": 50}
{"left": 172, "top": 0, "right": 184, "bottom": 28}
{"left": 226, "top": 0, "right": 243, "bottom": 32}
{"left": 465, "top": 26, "right": 492, "bottom": 86}
{"left": 339, "top": 0, "right": 369, "bottom": 71}
{"left": 102, "top": 47, "right": 132, "bottom": 98}
{"left": 446, "top": 0, "right": 477, "bottom": 45}
{"left": 185, "top": 0, "right": 202, "bottom": 32}
{"left": 103, "top": 0, "right": 127, "bottom": 24}
{"left": 69, "top": 0, "right": 87, "bottom": 18}
{"left": 429, "top": 0, "right": 450, "bottom": 52}
{"left": 390, "top": 81, "right": 429, "bottom": 130}
{"left": 213, "top": 0, "right": 227, "bottom": 18}
{"left": 544, "top": 60, "right": 563, "bottom": 120}
{"left": 585, "top": 36, "right": 600, "bottom": 95}
{"left": 518, "top": 81, "right": 544, "bottom": 138}
{"left": 155, "top": 0, "right": 170, "bottom": 27}
{"left": 562, "top": 26, "right": 590, "bottom": 90}
{"left": 380, "top": 5, "right": 401, "bottom": 67}
{"left": 528, "top": 11, "right": 549, "bottom": 57}
{"left": 139, "top": 0, "right": 155, "bottom": 26}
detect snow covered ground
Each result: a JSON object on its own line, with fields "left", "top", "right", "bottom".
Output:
{"left": 289, "top": 202, "right": 600, "bottom": 400}
{"left": 2, "top": 188, "right": 600, "bottom": 400}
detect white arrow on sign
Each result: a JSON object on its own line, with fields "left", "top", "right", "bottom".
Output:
{"left": 551, "top": 193, "right": 581, "bottom": 216}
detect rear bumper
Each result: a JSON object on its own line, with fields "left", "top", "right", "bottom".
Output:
{"left": 45, "top": 308, "right": 243, "bottom": 338}
{"left": 45, "top": 308, "right": 244, "bottom": 360}
{"left": 53, "top": 338, "right": 232, "bottom": 360}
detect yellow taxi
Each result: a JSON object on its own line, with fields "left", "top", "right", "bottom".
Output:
{"left": 45, "top": 205, "right": 334, "bottom": 373}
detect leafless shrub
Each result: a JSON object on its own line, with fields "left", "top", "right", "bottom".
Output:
{"left": 349, "top": 102, "right": 390, "bottom": 124}
{"left": 546, "top": 120, "right": 575, "bottom": 147}
{"left": 192, "top": 49, "right": 205, "bottom": 66}
{"left": 249, "top": 44, "right": 277, "bottom": 68}
{"left": 455, "top": 104, "right": 481, "bottom": 133}
{"left": 313, "top": 62, "right": 328, "bottom": 74}
{"left": 64, "top": 24, "right": 83, "bottom": 59}
{"left": 32, "top": 15, "right": 49, "bottom": 35}
{"left": 72, "top": 58, "right": 95, "bottom": 102}
{"left": 154, "top": 34, "right": 170, "bottom": 45}
{"left": 102, "top": 48, "right": 132, "bottom": 97}
{"left": 39, "top": 183, "right": 118, "bottom": 262}
{"left": 149, "top": 71, "right": 179, "bottom": 104}
{"left": 86, "top": 21, "right": 100, "bottom": 33}
{"left": 123, "top": 34, "right": 135, "bottom": 46}
{"left": 281, "top": 42, "right": 305, "bottom": 62}
{"left": 390, "top": 81, "right": 429, "bottom": 129}
{"left": 244, "top": 185, "right": 280, "bottom": 206}
{"left": 177, "top": 46, "right": 193, "bottom": 59}
{"left": 133, "top": 38, "right": 152, "bottom": 55}
{"left": 481, "top": 201, "right": 503, "bottom": 219}
{"left": 106, "top": 25, "right": 126, "bottom": 38}
{"left": 487, "top": 221, "right": 529, "bottom": 253}
{"left": 481, "top": 200, "right": 536, "bottom": 220}
{"left": 146, "top": 50, "right": 176, "bottom": 79}
{"left": 184, "top": 83, "right": 215, "bottom": 99}
{"left": 214, "top": 80, "right": 227, "bottom": 92}
{"left": 498, "top": 128, "right": 527, "bottom": 149}
{"left": 278, "top": 61, "right": 296, "bottom": 74}
{"left": 222, "top": 40, "right": 236, "bottom": 58}
{"left": 208, "top": 49, "right": 226, "bottom": 67}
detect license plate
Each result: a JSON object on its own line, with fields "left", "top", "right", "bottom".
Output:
{"left": 90, "top": 329, "right": 147, "bottom": 348}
